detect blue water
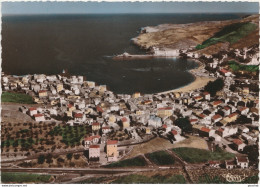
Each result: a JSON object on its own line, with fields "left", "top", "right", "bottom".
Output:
{"left": 2, "top": 14, "right": 242, "bottom": 94}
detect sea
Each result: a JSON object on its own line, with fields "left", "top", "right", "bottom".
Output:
{"left": 2, "top": 14, "right": 243, "bottom": 94}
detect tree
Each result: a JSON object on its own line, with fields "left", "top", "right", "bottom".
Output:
{"left": 66, "top": 153, "right": 73, "bottom": 160}
{"left": 46, "top": 154, "right": 53, "bottom": 164}
{"left": 204, "top": 78, "right": 224, "bottom": 96}
{"left": 38, "top": 155, "right": 45, "bottom": 164}
{"left": 174, "top": 117, "right": 192, "bottom": 134}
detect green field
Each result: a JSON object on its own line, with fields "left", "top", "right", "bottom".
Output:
{"left": 49, "top": 125, "right": 90, "bottom": 146}
{"left": 104, "top": 156, "right": 147, "bottom": 168}
{"left": 196, "top": 22, "right": 257, "bottom": 49}
{"left": 2, "top": 137, "right": 35, "bottom": 148}
{"left": 1, "top": 172, "right": 51, "bottom": 183}
{"left": 228, "top": 61, "right": 259, "bottom": 72}
{"left": 172, "top": 147, "right": 234, "bottom": 163}
{"left": 145, "top": 151, "right": 175, "bottom": 165}
{"left": 111, "top": 174, "right": 186, "bottom": 184}
{"left": 2, "top": 92, "right": 34, "bottom": 104}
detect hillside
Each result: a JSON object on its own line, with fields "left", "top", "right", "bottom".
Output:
{"left": 133, "top": 15, "right": 259, "bottom": 55}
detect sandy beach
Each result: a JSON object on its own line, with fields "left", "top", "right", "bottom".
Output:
{"left": 158, "top": 59, "right": 216, "bottom": 94}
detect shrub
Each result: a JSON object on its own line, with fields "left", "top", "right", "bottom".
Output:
{"left": 37, "top": 155, "right": 45, "bottom": 164}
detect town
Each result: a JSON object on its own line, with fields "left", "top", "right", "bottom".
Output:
{"left": 1, "top": 41, "right": 259, "bottom": 173}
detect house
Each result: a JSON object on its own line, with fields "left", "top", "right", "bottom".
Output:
{"left": 87, "top": 81, "right": 96, "bottom": 88}
{"left": 238, "top": 126, "right": 249, "bottom": 134}
{"left": 102, "top": 126, "right": 111, "bottom": 134}
{"left": 56, "top": 83, "right": 63, "bottom": 92}
{"left": 92, "top": 122, "right": 101, "bottom": 131}
{"left": 106, "top": 140, "right": 118, "bottom": 162}
{"left": 38, "top": 90, "right": 48, "bottom": 97}
{"left": 225, "top": 160, "right": 236, "bottom": 169}
{"left": 67, "top": 104, "right": 76, "bottom": 112}
{"left": 192, "top": 124, "right": 204, "bottom": 135}
{"left": 208, "top": 160, "right": 221, "bottom": 168}
{"left": 202, "top": 92, "right": 210, "bottom": 100}
{"left": 223, "top": 106, "right": 231, "bottom": 116}
{"left": 212, "top": 114, "right": 222, "bottom": 123}
{"left": 96, "top": 106, "right": 104, "bottom": 114}
{"left": 99, "top": 85, "right": 107, "bottom": 92}
{"left": 219, "top": 68, "right": 232, "bottom": 77}
{"left": 238, "top": 107, "right": 249, "bottom": 115}
{"left": 190, "top": 118, "right": 198, "bottom": 125}
{"left": 121, "top": 117, "right": 130, "bottom": 129}
{"left": 84, "top": 135, "right": 101, "bottom": 148}
{"left": 157, "top": 107, "right": 173, "bottom": 117}
{"left": 216, "top": 126, "right": 238, "bottom": 137}
{"left": 132, "top": 92, "right": 141, "bottom": 99}
{"left": 34, "top": 114, "right": 45, "bottom": 122}
{"left": 233, "top": 139, "right": 246, "bottom": 151}
{"left": 108, "top": 115, "right": 116, "bottom": 123}
{"left": 242, "top": 87, "right": 249, "bottom": 95}
{"left": 236, "top": 156, "right": 249, "bottom": 169}
{"left": 193, "top": 95, "right": 203, "bottom": 102}
{"left": 211, "top": 100, "right": 223, "bottom": 107}
{"left": 28, "top": 107, "right": 37, "bottom": 116}
{"left": 171, "top": 130, "right": 183, "bottom": 141}
{"left": 145, "top": 126, "right": 152, "bottom": 134}
{"left": 224, "top": 113, "right": 238, "bottom": 122}
{"left": 89, "top": 145, "right": 100, "bottom": 162}
{"left": 110, "top": 105, "right": 119, "bottom": 112}
{"left": 74, "top": 113, "right": 85, "bottom": 122}
{"left": 199, "top": 127, "right": 214, "bottom": 137}
{"left": 148, "top": 116, "right": 162, "bottom": 128}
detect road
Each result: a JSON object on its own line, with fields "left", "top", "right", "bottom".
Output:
{"left": 1, "top": 167, "right": 157, "bottom": 175}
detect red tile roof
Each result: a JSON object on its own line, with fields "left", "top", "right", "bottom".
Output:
{"left": 212, "top": 100, "right": 222, "bottom": 106}
{"left": 29, "top": 107, "right": 37, "bottom": 111}
{"left": 200, "top": 127, "right": 211, "bottom": 133}
{"left": 199, "top": 113, "right": 206, "bottom": 119}
{"left": 171, "top": 130, "right": 178, "bottom": 135}
{"left": 223, "top": 106, "right": 230, "bottom": 111}
{"left": 67, "top": 104, "right": 74, "bottom": 108}
{"left": 39, "top": 90, "right": 47, "bottom": 93}
{"left": 194, "top": 96, "right": 202, "bottom": 100}
{"left": 212, "top": 114, "right": 222, "bottom": 120}
{"left": 92, "top": 135, "right": 101, "bottom": 139}
{"left": 228, "top": 113, "right": 238, "bottom": 118}
{"left": 74, "top": 113, "right": 83, "bottom": 118}
{"left": 144, "top": 100, "right": 152, "bottom": 104}
{"left": 220, "top": 68, "right": 230, "bottom": 74}
{"left": 208, "top": 160, "right": 221, "bottom": 165}
{"left": 85, "top": 137, "right": 92, "bottom": 141}
{"left": 102, "top": 126, "right": 110, "bottom": 129}
{"left": 89, "top": 145, "right": 100, "bottom": 149}
{"left": 190, "top": 119, "right": 198, "bottom": 123}
{"left": 85, "top": 135, "right": 101, "bottom": 141}
{"left": 92, "top": 122, "right": 100, "bottom": 126}
{"left": 162, "top": 124, "right": 167, "bottom": 129}
{"left": 96, "top": 106, "right": 104, "bottom": 113}
{"left": 236, "top": 156, "right": 248, "bottom": 163}
{"left": 217, "top": 128, "right": 224, "bottom": 132}
{"left": 233, "top": 139, "right": 243, "bottom": 145}
{"left": 121, "top": 117, "right": 128, "bottom": 122}
{"left": 203, "top": 92, "right": 210, "bottom": 96}
{"left": 226, "top": 160, "right": 236, "bottom": 166}
{"left": 107, "top": 140, "right": 118, "bottom": 145}
{"left": 34, "top": 114, "right": 43, "bottom": 118}
{"left": 158, "top": 107, "right": 172, "bottom": 110}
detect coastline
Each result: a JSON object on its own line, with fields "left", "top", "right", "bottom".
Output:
{"left": 157, "top": 59, "right": 215, "bottom": 95}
